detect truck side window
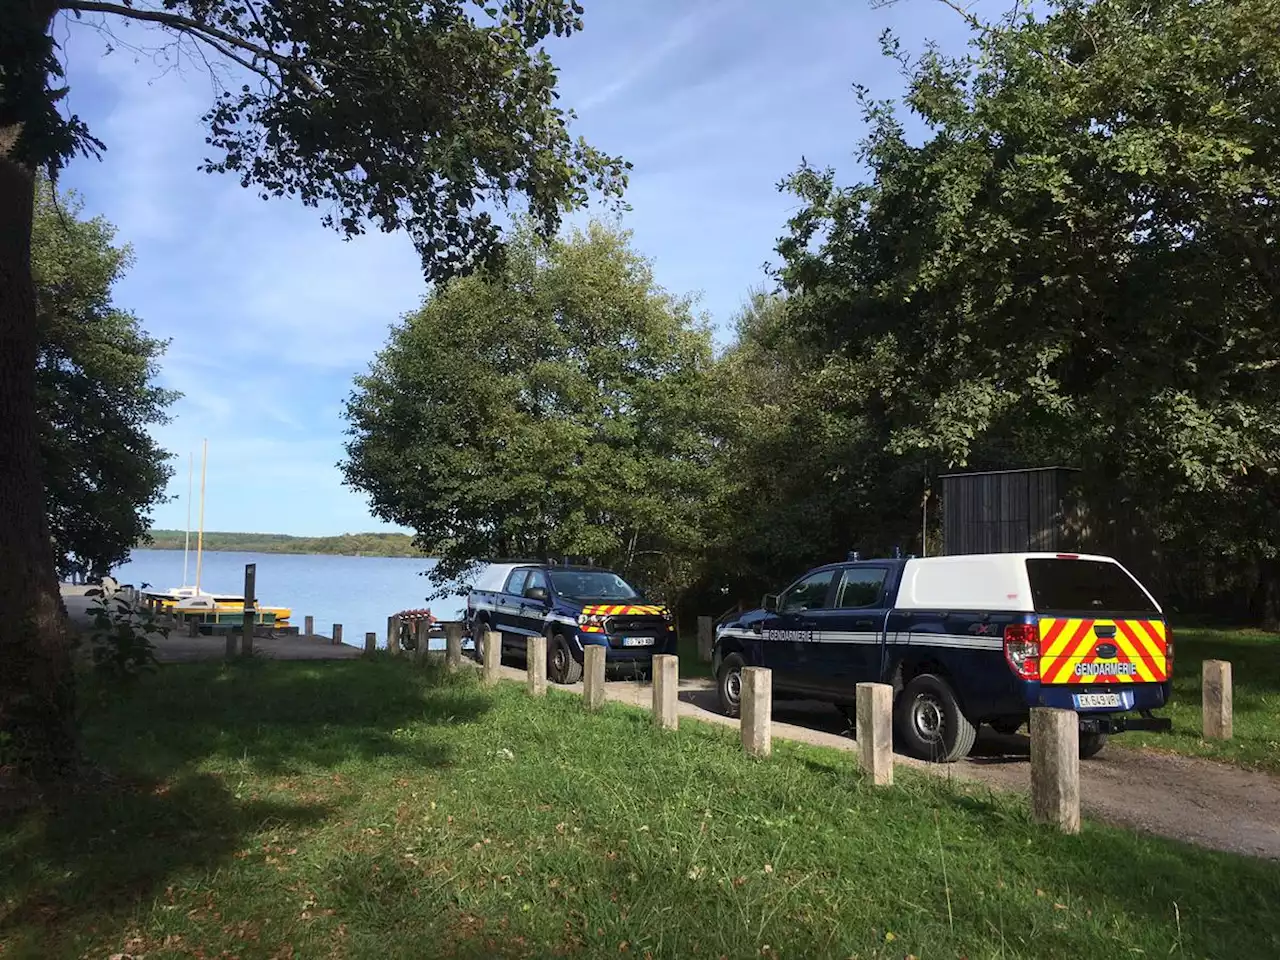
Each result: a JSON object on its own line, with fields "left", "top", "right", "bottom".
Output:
{"left": 779, "top": 570, "right": 835, "bottom": 613}
{"left": 506, "top": 569, "right": 529, "bottom": 596}
{"left": 836, "top": 568, "right": 887, "bottom": 609}
{"left": 525, "top": 569, "right": 549, "bottom": 596}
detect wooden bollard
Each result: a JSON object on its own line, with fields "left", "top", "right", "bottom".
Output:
{"left": 414, "top": 620, "right": 430, "bottom": 662}
{"left": 364, "top": 631, "right": 376, "bottom": 653}
{"left": 584, "top": 645, "right": 606, "bottom": 710}
{"left": 856, "top": 682, "right": 893, "bottom": 786}
{"left": 444, "top": 622, "right": 463, "bottom": 673}
{"left": 482, "top": 628, "right": 501, "bottom": 685}
{"left": 1203, "top": 659, "right": 1233, "bottom": 740}
{"left": 740, "top": 666, "right": 772, "bottom": 758}
{"left": 304, "top": 615, "right": 314, "bottom": 637}
{"left": 187, "top": 617, "right": 198, "bottom": 638}
{"left": 387, "top": 615, "right": 402, "bottom": 657}
{"left": 652, "top": 654, "right": 678, "bottom": 731}
{"left": 332, "top": 623, "right": 343, "bottom": 647}
{"left": 696, "top": 616, "right": 714, "bottom": 664}
{"left": 241, "top": 563, "right": 257, "bottom": 657}
{"left": 1030, "top": 707, "right": 1080, "bottom": 834}
{"left": 527, "top": 635, "right": 547, "bottom": 696}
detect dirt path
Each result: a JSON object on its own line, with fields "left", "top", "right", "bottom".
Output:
{"left": 492, "top": 663, "right": 1280, "bottom": 860}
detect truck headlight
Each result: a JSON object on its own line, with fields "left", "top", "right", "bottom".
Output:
{"left": 577, "top": 613, "right": 606, "bottom": 627}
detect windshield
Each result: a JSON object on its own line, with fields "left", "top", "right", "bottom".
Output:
{"left": 1025, "top": 559, "right": 1158, "bottom": 614}
{"left": 548, "top": 570, "right": 641, "bottom": 601}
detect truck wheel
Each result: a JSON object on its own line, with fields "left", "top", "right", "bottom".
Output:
{"left": 550, "top": 633, "right": 583, "bottom": 685}
{"left": 716, "top": 653, "right": 745, "bottom": 718}
{"left": 1079, "top": 731, "right": 1108, "bottom": 759}
{"left": 469, "top": 620, "right": 487, "bottom": 662}
{"left": 895, "top": 673, "right": 978, "bottom": 763}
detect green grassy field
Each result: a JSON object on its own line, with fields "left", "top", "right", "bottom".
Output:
{"left": 3, "top": 659, "right": 1278, "bottom": 959}
{"left": 1122, "top": 626, "right": 1280, "bottom": 772}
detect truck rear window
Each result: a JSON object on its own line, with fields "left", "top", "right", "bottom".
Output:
{"left": 1025, "top": 559, "right": 1157, "bottom": 614}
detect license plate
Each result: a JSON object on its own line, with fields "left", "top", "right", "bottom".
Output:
{"left": 1075, "top": 692, "right": 1122, "bottom": 709}
{"left": 621, "top": 636, "right": 654, "bottom": 647}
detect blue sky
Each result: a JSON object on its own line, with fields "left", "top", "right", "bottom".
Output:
{"left": 54, "top": 0, "right": 981, "bottom": 536}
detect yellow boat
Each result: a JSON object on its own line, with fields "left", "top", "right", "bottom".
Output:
{"left": 143, "top": 589, "right": 292, "bottom": 627}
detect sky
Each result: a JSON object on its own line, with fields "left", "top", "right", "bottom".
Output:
{"left": 53, "top": 0, "right": 983, "bottom": 536}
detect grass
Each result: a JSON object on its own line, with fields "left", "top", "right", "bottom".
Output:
{"left": 1121, "top": 626, "right": 1280, "bottom": 772}
{"left": 3, "top": 659, "right": 1279, "bottom": 959}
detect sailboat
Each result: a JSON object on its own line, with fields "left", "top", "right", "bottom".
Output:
{"left": 142, "top": 440, "right": 293, "bottom": 631}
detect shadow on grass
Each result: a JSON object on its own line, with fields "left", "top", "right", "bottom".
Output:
{"left": 1, "top": 659, "right": 491, "bottom": 955}
{"left": 83, "top": 657, "right": 493, "bottom": 779}
{"left": 0, "top": 770, "right": 329, "bottom": 951}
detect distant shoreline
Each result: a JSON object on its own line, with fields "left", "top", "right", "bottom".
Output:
{"left": 140, "top": 530, "right": 425, "bottom": 559}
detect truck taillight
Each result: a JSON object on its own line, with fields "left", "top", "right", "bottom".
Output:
{"left": 1165, "top": 623, "right": 1174, "bottom": 670}
{"left": 1004, "top": 623, "right": 1040, "bottom": 680}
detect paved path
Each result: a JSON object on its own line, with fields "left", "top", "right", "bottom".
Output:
{"left": 487, "top": 660, "right": 1280, "bottom": 860}
{"left": 61, "top": 584, "right": 362, "bottom": 662}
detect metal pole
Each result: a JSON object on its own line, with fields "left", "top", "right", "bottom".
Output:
{"left": 241, "top": 563, "right": 257, "bottom": 657}
{"left": 196, "top": 438, "right": 208, "bottom": 593}
{"left": 183, "top": 451, "right": 193, "bottom": 586}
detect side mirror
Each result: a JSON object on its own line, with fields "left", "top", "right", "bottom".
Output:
{"left": 762, "top": 593, "right": 778, "bottom": 612}
{"left": 524, "top": 586, "right": 549, "bottom": 603}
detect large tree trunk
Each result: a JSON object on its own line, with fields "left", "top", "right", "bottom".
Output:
{"left": 0, "top": 101, "right": 78, "bottom": 775}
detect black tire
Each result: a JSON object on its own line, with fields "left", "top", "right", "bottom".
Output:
{"left": 836, "top": 704, "right": 857, "bottom": 730}
{"left": 469, "top": 619, "right": 487, "bottom": 662}
{"left": 717, "top": 653, "right": 746, "bottom": 718}
{"left": 1079, "top": 731, "right": 1109, "bottom": 759}
{"left": 549, "top": 632, "right": 583, "bottom": 685}
{"left": 894, "top": 673, "right": 978, "bottom": 763}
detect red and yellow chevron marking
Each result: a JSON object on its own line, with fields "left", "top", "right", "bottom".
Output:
{"left": 1038, "top": 618, "right": 1168, "bottom": 685}
{"left": 581, "top": 604, "right": 667, "bottom": 617}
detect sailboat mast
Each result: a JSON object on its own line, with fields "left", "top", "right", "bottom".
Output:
{"left": 196, "top": 439, "right": 208, "bottom": 593}
{"left": 182, "top": 451, "right": 193, "bottom": 585}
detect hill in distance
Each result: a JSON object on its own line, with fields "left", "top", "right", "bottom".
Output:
{"left": 144, "top": 530, "right": 423, "bottom": 558}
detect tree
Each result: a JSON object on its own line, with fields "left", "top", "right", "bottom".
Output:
{"left": 1, "top": 0, "right": 627, "bottom": 776}
{"left": 342, "top": 221, "right": 722, "bottom": 606}
{"left": 33, "top": 178, "right": 177, "bottom": 581}
{"left": 775, "top": 0, "right": 1280, "bottom": 622}
{"left": 701, "top": 290, "right": 927, "bottom": 607}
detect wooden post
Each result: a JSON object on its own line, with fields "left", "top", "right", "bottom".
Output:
{"left": 856, "top": 682, "right": 893, "bottom": 786}
{"left": 241, "top": 562, "right": 257, "bottom": 657}
{"left": 1030, "top": 707, "right": 1080, "bottom": 834}
{"left": 652, "top": 654, "right": 678, "bottom": 731}
{"left": 584, "top": 644, "right": 606, "bottom": 710}
{"left": 740, "top": 666, "right": 772, "bottom": 758}
{"left": 332, "top": 623, "right": 343, "bottom": 647}
{"left": 304, "top": 614, "right": 314, "bottom": 637}
{"left": 414, "top": 620, "right": 430, "bottom": 663}
{"left": 186, "top": 616, "right": 198, "bottom": 638}
{"left": 527, "top": 635, "right": 547, "bottom": 696}
{"left": 387, "top": 614, "right": 402, "bottom": 657}
{"left": 482, "top": 628, "right": 501, "bottom": 685}
{"left": 696, "top": 616, "right": 714, "bottom": 664}
{"left": 1203, "top": 659, "right": 1233, "bottom": 740}
{"left": 444, "top": 622, "right": 463, "bottom": 673}
{"left": 364, "top": 631, "right": 376, "bottom": 653}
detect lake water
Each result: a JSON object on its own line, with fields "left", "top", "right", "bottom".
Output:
{"left": 112, "top": 549, "right": 466, "bottom": 649}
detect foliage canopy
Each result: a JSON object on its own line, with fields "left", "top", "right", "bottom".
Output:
{"left": 33, "top": 179, "right": 176, "bottom": 581}
{"left": 342, "top": 221, "right": 724, "bottom": 602}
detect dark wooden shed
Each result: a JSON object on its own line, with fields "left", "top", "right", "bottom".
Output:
{"left": 940, "top": 467, "right": 1081, "bottom": 556}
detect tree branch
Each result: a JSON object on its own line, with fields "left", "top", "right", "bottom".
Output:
{"left": 62, "top": 0, "right": 323, "bottom": 93}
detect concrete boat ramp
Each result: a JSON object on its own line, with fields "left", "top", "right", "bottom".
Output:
{"left": 61, "top": 584, "right": 361, "bottom": 662}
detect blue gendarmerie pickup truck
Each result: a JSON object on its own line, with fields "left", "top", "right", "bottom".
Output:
{"left": 466, "top": 562, "right": 677, "bottom": 683}
{"left": 713, "top": 552, "right": 1173, "bottom": 762}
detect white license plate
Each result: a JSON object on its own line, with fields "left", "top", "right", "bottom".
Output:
{"left": 1075, "top": 693, "right": 1122, "bottom": 709}
{"left": 621, "top": 636, "right": 654, "bottom": 647}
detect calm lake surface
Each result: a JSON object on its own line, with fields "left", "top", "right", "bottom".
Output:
{"left": 112, "top": 549, "right": 465, "bottom": 649}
